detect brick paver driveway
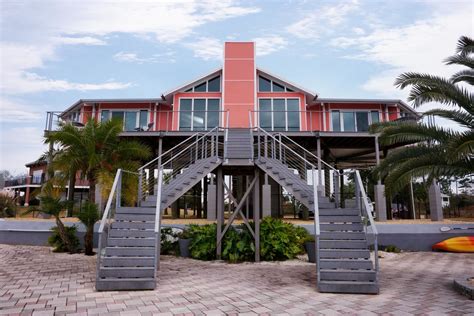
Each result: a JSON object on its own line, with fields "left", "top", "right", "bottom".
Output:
{"left": 0, "top": 245, "right": 473, "bottom": 315}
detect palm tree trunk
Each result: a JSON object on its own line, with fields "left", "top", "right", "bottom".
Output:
{"left": 54, "top": 216, "right": 74, "bottom": 253}
{"left": 88, "top": 173, "right": 96, "bottom": 204}
{"left": 84, "top": 225, "right": 94, "bottom": 255}
{"left": 67, "top": 172, "right": 76, "bottom": 217}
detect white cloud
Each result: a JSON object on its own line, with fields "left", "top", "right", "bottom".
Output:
{"left": 0, "top": 126, "right": 46, "bottom": 174}
{"left": 185, "top": 37, "right": 223, "bottom": 61}
{"left": 0, "top": 0, "right": 259, "bottom": 95}
{"left": 53, "top": 36, "right": 107, "bottom": 46}
{"left": 329, "top": 4, "right": 471, "bottom": 111}
{"left": 254, "top": 36, "right": 288, "bottom": 56}
{"left": 286, "top": 0, "right": 360, "bottom": 40}
{"left": 0, "top": 97, "right": 42, "bottom": 123}
{"left": 113, "top": 51, "right": 176, "bottom": 64}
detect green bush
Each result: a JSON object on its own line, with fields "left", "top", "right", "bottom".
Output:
{"left": 0, "top": 193, "right": 16, "bottom": 218}
{"left": 183, "top": 217, "right": 310, "bottom": 262}
{"left": 161, "top": 227, "right": 179, "bottom": 255}
{"left": 48, "top": 225, "right": 80, "bottom": 253}
{"left": 188, "top": 224, "right": 217, "bottom": 260}
{"left": 222, "top": 226, "right": 254, "bottom": 263}
{"left": 259, "top": 217, "right": 309, "bottom": 261}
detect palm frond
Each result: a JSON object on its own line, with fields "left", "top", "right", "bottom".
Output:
{"left": 447, "top": 130, "right": 474, "bottom": 162}
{"left": 450, "top": 69, "right": 474, "bottom": 85}
{"left": 444, "top": 55, "right": 474, "bottom": 69}
{"left": 394, "top": 73, "right": 474, "bottom": 112}
{"left": 455, "top": 36, "right": 474, "bottom": 56}
{"left": 376, "top": 122, "right": 453, "bottom": 146}
{"left": 423, "top": 109, "right": 474, "bottom": 129}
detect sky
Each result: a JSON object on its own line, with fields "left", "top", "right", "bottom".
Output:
{"left": 0, "top": 0, "right": 472, "bottom": 174}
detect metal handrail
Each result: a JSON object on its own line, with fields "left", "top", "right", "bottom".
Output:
{"left": 96, "top": 169, "right": 122, "bottom": 287}
{"left": 254, "top": 126, "right": 321, "bottom": 282}
{"left": 354, "top": 170, "right": 379, "bottom": 279}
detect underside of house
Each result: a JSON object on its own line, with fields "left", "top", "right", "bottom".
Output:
{"left": 21, "top": 42, "right": 422, "bottom": 294}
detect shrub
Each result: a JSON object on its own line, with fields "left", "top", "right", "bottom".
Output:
{"left": 77, "top": 202, "right": 100, "bottom": 256}
{"left": 0, "top": 193, "right": 16, "bottom": 218}
{"left": 161, "top": 227, "right": 179, "bottom": 255}
{"left": 259, "top": 217, "right": 308, "bottom": 261}
{"left": 222, "top": 226, "right": 254, "bottom": 263}
{"left": 48, "top": 225, "right": 80, "bottom": 253}
{"left": 188, "top": 224, "right": 217, "bottom": 260}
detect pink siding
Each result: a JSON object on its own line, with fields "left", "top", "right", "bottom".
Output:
{"left": 223, "top": 42, "right": 255, "bottom": 128}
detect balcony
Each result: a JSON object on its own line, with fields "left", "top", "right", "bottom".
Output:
{"left": 45, "top": 110, "right": 230, "bottom": 133}
{"left": 4, "top": 174, "right": 44, "bottom": 188}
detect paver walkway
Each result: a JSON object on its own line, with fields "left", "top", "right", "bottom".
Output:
{"left": 0, "top": 244, "right": 473, "bottom": 315}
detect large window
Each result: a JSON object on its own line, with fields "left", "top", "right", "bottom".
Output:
{"left": 258, "top": 98, "right": 300, "bottom": 131}
{"left": 179, "top": 98, "right": 220, "bottom": 131}
{"left": 331, "top": 110, "right": 380, "bottom": 132}
{"left": 100, "top": 110, "right": 149, "bottom": 131}
{"left": 184, "top": 76, "right": 221, "bottom": 93}
{"left": 258, "top": 75, "right": 294, "bottom": 92}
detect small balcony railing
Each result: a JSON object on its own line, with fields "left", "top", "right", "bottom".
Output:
{"left": 45, "top": 110, "right": 229, "bottom": 132}
{"left": 4, "top": 174, "right": 45, "bottom": 187}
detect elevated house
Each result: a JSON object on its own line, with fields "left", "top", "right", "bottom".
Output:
{"left": 37, "top": 42, "right": 421, "bottom": 293}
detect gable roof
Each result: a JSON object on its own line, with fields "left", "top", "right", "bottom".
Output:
{"left": 257, "top": 67, "right": 318, "bottom": 101}
{"left": 161, "top": 68, "right": 223, "bottom": 103}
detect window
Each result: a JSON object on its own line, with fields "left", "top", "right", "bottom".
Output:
{"left": 331, "top": 111, "right": 341, "bottom": 132}
{"left": 258, "top": 98, "right": 300, "bottom": 131}
{"left": 184, "top": 76, "right": 221, "bottom": 92}
{"left": 258, "top": 75, "right": 294, "bottom": 92}
{"left": 101, "top": 110, "right": 149, "bottom": 131}
{"left": 259, "top": 76, "right": 271, "bottom": 92}
{"left": 331, "top": 110, "right": 381, "bottom": 132}
{"left": 32, "top": 170, "right": 43, "bottom": 184}
{"left": 179, "top": 98, "right": 221, "bottom": 131}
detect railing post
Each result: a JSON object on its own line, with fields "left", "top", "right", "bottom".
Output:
{"left": 116, "top": 171, "right": 122, "bottom": 209}
{"left": 138, "top": 169, "right": 143, "bottom": 206}
{"left": 154, "top": 168, "right": 164, "bottom": 272}
{"left": 278, "top": 134, "right": 282, "bottom": 160}
{"left": 257, "top": 127, "right": 261, "bottom": 160}
{"left": 264, "top": 134, "right": 268, "bottom": 158}
{"left": 311, "top": 166, "right": 321, "bottom": 286}
{"left": 355, "top": 172, "right": 361, "bottom": 210}
{"left": 333, "top": 171, "right": 340, "bottom": 208}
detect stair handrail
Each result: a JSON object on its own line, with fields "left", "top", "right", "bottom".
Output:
{"left": 275, "top": 132, "right": 338, "bottom": 172}
{"left": 255, "top": 126, "right": 321, "bottom": 283}
{"left": 354, "top": 170, "right": 379, "bottom": 280}
{"left": 154, "top": 167, "right": 164, "bottom": 274}
{"left": 160, "top": 126, "right": 219, "bottom": 167}
{"left": 96, "top": 168, "right": 122, "bottom": 285}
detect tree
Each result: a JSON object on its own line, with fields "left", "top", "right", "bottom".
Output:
{"left": 371, "top": 36, "right": 474, "bottom": 194}
{"left": 77, "top": 201, "right": 100, "bottom": 255}
{"left": 45, "top": 119, "right": 151, "bottom": 205}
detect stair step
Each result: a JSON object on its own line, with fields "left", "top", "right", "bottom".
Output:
{"left": 318, "top": 281, "right": 379, "bottom": 294}
{"left": 116, "top": 207, "right": 156, "bottom": 215}
{"left": 319, "top": 215, "right": 362, "bottom": 223}
{"left": 319, "top": 259, "right": 373, "bottom": 270}
{"left": 102, "top": 257, "right": 155, "bottom": 267}
{"left": 96, "top": 278, "right": 156, "bottom": 291}
{"left": 320, "top": 269, "right": 376, "bottom": 282}
{"left": 320, "top": 232, "right": 366, "bottom": 240}
{"left": 115, "top": 214, "right": 155, "bottom": 222}
{"left": 319, "top": 208, "right": 360, "bottom": 216}
{"left": 320, "top": 223, "right": 364, "bottom": 231}
{"left": 108, "top": 238, "right": 155, "bottom": 247}
{"left": 105, "top": 247, "right": 155, "bottom": 257}
{"left": 320, "top": 240, "right": 367, "bottom": 249}
{"left": 109, "top": 229, "right": 154, "bottom": 238}
{"left": 320, "top": 249, "right": 370, "bottom": 259}
{"left": 112, "top": 222, "right": 154, "bottom": 230}
{"left": 99, "top": 267, "right": 155, "bottom": 278}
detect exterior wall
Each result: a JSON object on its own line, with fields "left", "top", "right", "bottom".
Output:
{"left": 223, "top": 42, "right": 255, "bottom": 128}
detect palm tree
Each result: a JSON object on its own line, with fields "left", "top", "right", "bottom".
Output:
{"left": 46, "top": 118, "right": 151, "bottom": 205}
{"left": 77, "top": 201, "right": 100, "bottom": 255}
{"left": 371, "top": 35, "right": 474, "bottom": 194}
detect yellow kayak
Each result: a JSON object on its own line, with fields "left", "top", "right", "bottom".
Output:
{"left": 432, "top": 236, "right": 474, "bottom": 253}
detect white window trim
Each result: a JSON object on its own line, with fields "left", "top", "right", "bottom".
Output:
{"left": 257, "top": 97, "right": 301, "bottom": 131}
{"left": 185, "top": 76, "right": 221, "bottom": 93}
{"left": 100, "top": 109, "right": 149, "bottom": 131}
{"left": 258, "top": 76, "right": 294, "bottom": 93}
{"left": 178, "top": 98, "right": 221, "bottom": 131}
{"left": 330, "top": 110, "right": 381, "bottom": 132}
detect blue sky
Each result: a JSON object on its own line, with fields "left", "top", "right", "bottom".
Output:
{"left": 0, "top": 0, "right": 472, "bottom": 173}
